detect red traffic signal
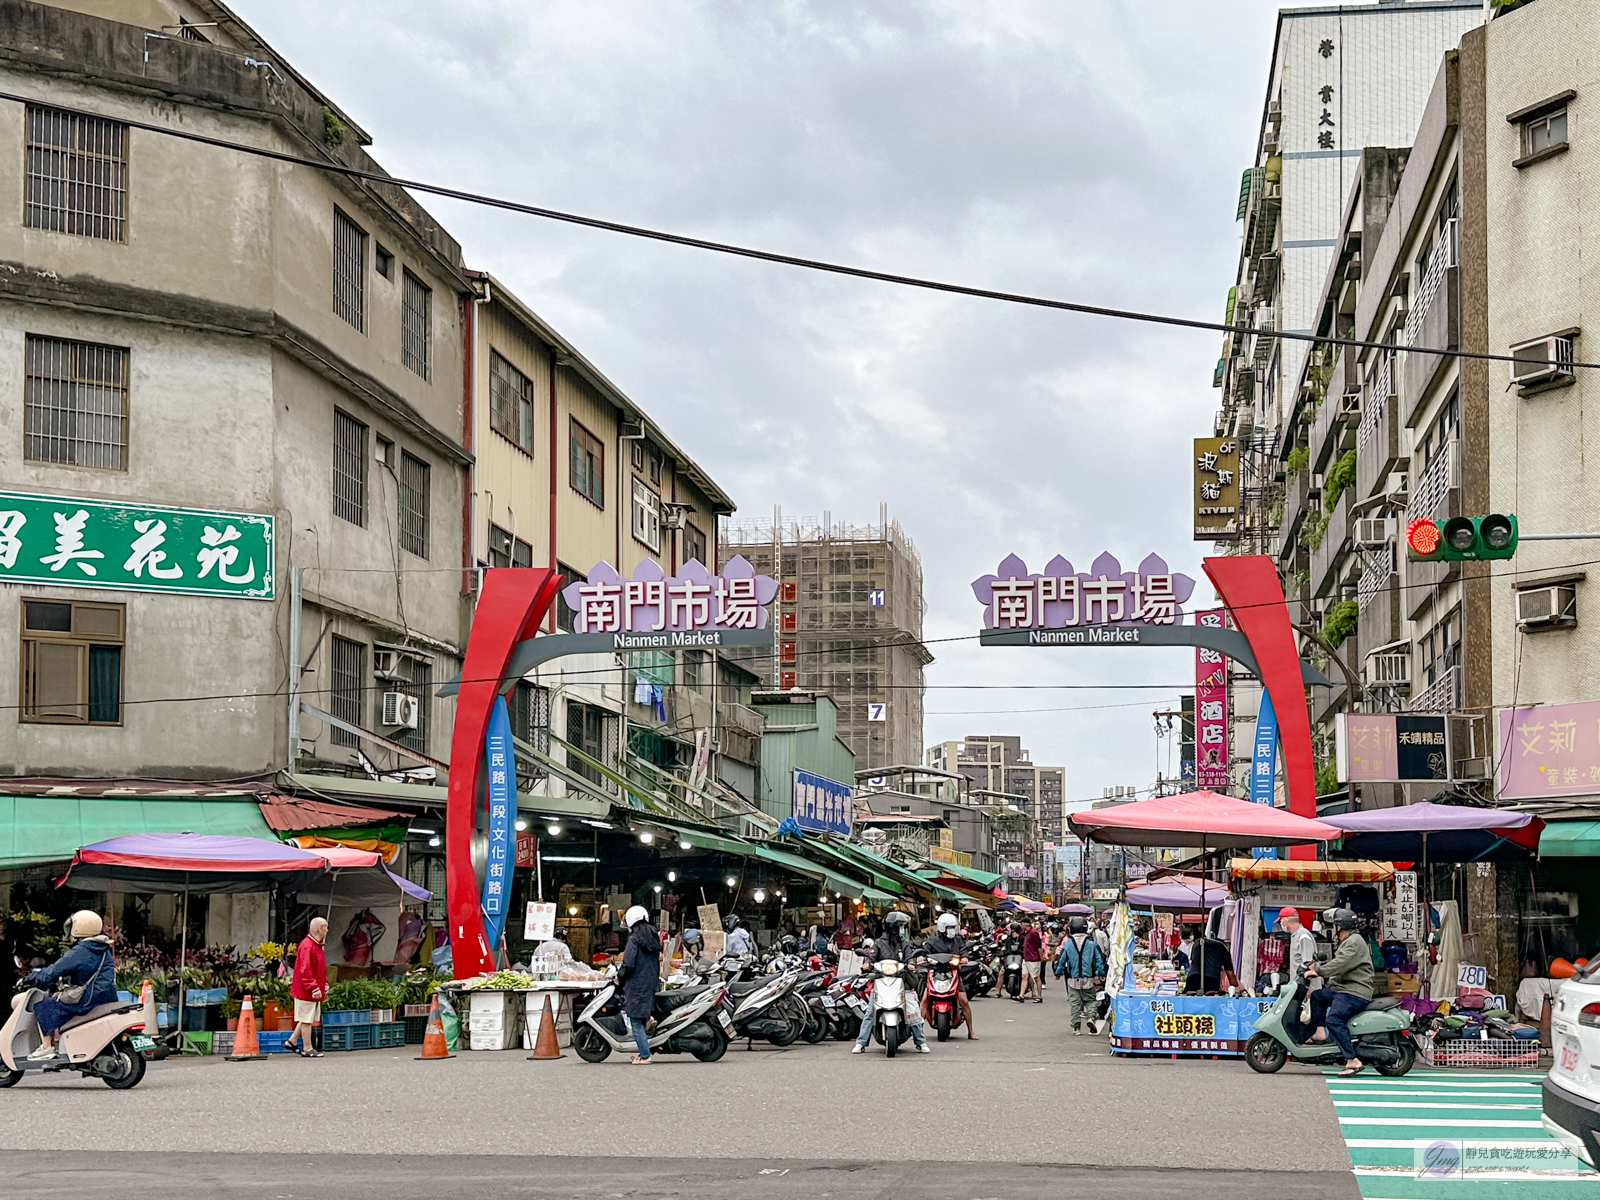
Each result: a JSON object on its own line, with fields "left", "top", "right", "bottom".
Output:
{"left": 1407, "top": 518, "right": 1442, "bottom": 558}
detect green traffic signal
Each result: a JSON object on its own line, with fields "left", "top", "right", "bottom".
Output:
{"left": 1405, "top": 514, "right": 1518, "bottom": 562}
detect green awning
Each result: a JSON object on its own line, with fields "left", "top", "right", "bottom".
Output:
{"left": 821, "top": 840, "right": 935, "bottom": 895}
{"left": 918, "top": 861, "right": 1003, "bottom": 890}
{"left": 745, "top": 843, "right": 862, "bottom": 899}
{"left": 790, "top": 838, "right": 903, "bottom": 894}
{"left": 668, "top": 825, "right": 751, "bottom": 858}
{"left": 1540, "top": 820, "right": 1600, "bottom": 857}
{"left": 928, "top": 881, "right": 969, "bottom": 905}
{"left": 862, "top": 886, "right": 899, "bottom": 907}
{"left": 0, "top": 795, "right": 275, "bottom": 870}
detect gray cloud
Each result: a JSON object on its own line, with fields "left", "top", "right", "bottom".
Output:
{"left": 246, "top": 0, "right": 1281, "bottom": 799}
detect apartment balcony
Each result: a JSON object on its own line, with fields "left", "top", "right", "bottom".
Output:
{"left": 723, "top": 702, "right": 765, "bottom": 738}
{"left": 1403, "top": 442, "right": 1462, "bottom": 617}
{"left": 1403, "top": 222, "right": 1459, "bottom": 423}
{"left": 1358, "top": 548, "right": 1402, "bottom": 647}
{"left": 1280, "top": 468, "right": 1310, "bottom": 553}
{"left": 1410, "top": 663, "right": 1463, "bottom": 713}
{"left": 1312, "top": 387, "right": 1361, "bottom": 474}
{"left": 1356, "top": 360, "right": 1402, "bottom": 499}
{"left": 1310, "top": 487, "right": 1353, "bottom": 599}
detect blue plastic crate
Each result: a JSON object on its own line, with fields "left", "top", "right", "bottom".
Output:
{"left": 116, "top": 990, "right": 135, "bottom": 1003}
{"left": 320, "top": 1024, "right": 373, "bottom": 1052}
{"left": 322, "top": 1009, "right": 370, "bottom": 1027}
{"left": 255, "top": 1031, "right": 293, "bottom": 1055}
{"left": 372, "top": 1021, "right": 405, "bottom": 1048}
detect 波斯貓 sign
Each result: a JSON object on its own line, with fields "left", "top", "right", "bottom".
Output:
{"left": 0, "top": 490, "right": 273, "bottom": 599}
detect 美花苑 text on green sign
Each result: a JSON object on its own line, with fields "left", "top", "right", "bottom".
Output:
{"left": 0, "top": 491, "right": 274, "bottom": 599}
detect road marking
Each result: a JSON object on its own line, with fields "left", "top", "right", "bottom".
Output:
{"left": 1338, "top": 1117, "right": 1545, "bottom": 1127}
{"left": 1343, "top": 1138, "right": 1556, "bottom": 1148}
{"left": 1332, "top": 1101, "right": 1542, "bottom": 1110}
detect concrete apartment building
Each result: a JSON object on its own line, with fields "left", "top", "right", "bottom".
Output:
{"left": 721, "top": 511, "right": 930, "bottom": 773}
{"left": 926, "top": 735, "right": 1066, "bottom": 843}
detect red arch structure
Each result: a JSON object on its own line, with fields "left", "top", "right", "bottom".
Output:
{"left": 1203, "top": 555, "right": 1316, "bottom": 859}
{"left": 446, "top": 567, "right": 563, "bottom": 979}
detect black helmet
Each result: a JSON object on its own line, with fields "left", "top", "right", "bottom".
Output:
{"left": 1322, "top": 907, "right": 1359, "bottom": 932}
{"left": 778, "top": 934, "right": 798, "bottom": 953}
{"left": 722, "top": 914, "right": 741, "bottom": 933}
{"left": 883, "top": 911, "right": 911, "bottom": 931}
{"left": 1068, "top": 916, "right": 1088, "bottom": 934}
{"left": 553, "top": 927, "right": 569, "bottom": 942}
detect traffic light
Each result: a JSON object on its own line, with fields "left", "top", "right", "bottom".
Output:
{"left": 1406, "top": 514, "right": 1519, "bottom": 562}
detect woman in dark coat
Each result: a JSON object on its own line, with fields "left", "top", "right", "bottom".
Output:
{"left": 26, "top": 910, "right": 117, "bottom": 1060}
{"left": 616, "top": 905, "right": 660, "bottom": 1064}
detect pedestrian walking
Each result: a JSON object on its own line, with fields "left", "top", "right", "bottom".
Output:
{"left": 1054, "top": 916, "right": 1108, "bottom": 1034}
{"left": 618, "top": 905, "right": 661, "bottom": 1064}
{"left": 1021, "top": 919, "right": 1044, "bottom": 1003}
{"left": 285, "top": 916, "right": 328, "bottom": 1058}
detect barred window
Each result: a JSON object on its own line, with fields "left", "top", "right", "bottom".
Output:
{"left": 398, "top": 450, "right": 430, "bottom": 558}
{"left": 570, "top": 418, "right": 604, "bottom": 508}
{"left": 402, "top": 270, "right": 431, "bottom": 379}
{"left": 24, "top": 335, "right": 129, "bottom": 469}
{"left": 332, "top": 408, "right": 367, "bottom": 525}
{"left": 394, "top": 656, "right": 432, "bottom": 753}
{"left": 489, "top": 352, "right": 534, "bottom": 452}
{"left": 329, "top": 635, "right": 364, "bottom": 747}
{"left": 682, "top": 521, "right": 706, "bottom": 568}
{"left": 332, "top": 208, "right": 366, "bottom": 331}
{"left": 25, "top": 106, "right": 127, "bottom": 242}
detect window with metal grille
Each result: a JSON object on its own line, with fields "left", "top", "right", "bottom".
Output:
{"left": 332, "top": 208, "right": 366, "bottom": 331}
{"left": 510, "top": 681, "right": 551, "bottom": 786}
{"left": 332, "top": 409, "right": 367, "bottom": 525}
{"left": 682, "top": 521, "right": 706, "bottom": 568}
{"left": 487, "top": 524, "right": 532, "bottom": 569}
{"left": 25, "top": 105, "right": 127, "bottom": 242}
{"left": 23, "top": 335, "right": 129, "bottom": 469}
{"left": 398, "top": 450, "right": 430, "bottom": 558}
{"left": 394, "top": 657, "right": 432, "bottom": 753}
{"left": 555, "top": 563, "right": 585, "bottom": 631}
{"left": 565, "top": 699, "right": 615, "bottom": 786}
{"left": 20, "top": 599, "right": 123, "bottom": 724}
{"left": 329, "top": 635, "right": 364, "bottom": 747}
{"left": 570, "top": 419, "right": 604, "bottom": 507}
{"left": 402, "top": 269, "right": 431, "bottom": 379}
{"left": 489, "top": 352, "right": 534, "bottom": 452}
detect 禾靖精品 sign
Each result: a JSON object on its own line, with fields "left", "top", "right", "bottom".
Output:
{"left": 0, "top": 490, "right": 273, "bottom": 599}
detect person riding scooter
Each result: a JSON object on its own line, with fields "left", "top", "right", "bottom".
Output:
{"left": 1308, "top": 907, "right": 1374, "bottom": 1077}
{"left": 853, "top": 911, "right": 928, "bottom": 1055}
{"left": 22, "top": 911, "right": 116, "bottom": 1061}
{"left": 918, "top": 912, "right": 977, "bottom": 1041}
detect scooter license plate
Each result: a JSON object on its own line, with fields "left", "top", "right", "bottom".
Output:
{"left": 130, "top": 1035, "right": 155, "bottom": 1052}
{"left": 820, "top": 996, "right": 836, "bottom": 1008}
{"left": 717, "top": 1010, "right": 733, "bottom": 1031}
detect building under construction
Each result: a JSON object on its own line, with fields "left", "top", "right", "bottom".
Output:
{"left": 720, "top": 507, "right": 930, "bottom": 774}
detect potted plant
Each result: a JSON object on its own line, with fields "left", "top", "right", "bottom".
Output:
{"left": 221, "top": 996, "right": 242, "bottom": 1031}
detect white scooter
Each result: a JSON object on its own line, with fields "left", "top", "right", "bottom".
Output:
{"left": 1, "top": 985, "right": 154, "bottom": 1088}
{"left": 572, "top": 976, "right": 732, "bottom": 1063}
{"left": 868, "top": 960, "right": 914, "bottom": 1057}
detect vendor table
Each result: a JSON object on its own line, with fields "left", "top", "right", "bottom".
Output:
{"left": 1110, "top": 993, "right": 1276, "bottom": 1058}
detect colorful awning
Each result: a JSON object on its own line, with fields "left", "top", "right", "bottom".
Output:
{"left": 1539, "top": 820, "right": 1600, "bottom": 858}
{"left": 0, "top": 794, "right": 274, "bottom": 870}
{"left": 1228, "top": 857, "right": 1395, "bottom": 883}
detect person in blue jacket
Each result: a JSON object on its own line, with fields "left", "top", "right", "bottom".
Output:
{"left": 616, "top": 905, "right": 661, "bottom": 1065}
{"left": 25, "top": 910, "right": 117, "bottom": 1060}
{"left": 1053, "top": 916, "right": 1108, "bottom": 1035}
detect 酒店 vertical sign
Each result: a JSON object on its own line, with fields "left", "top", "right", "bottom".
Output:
{"left": 1195, "top": 608, "right": 1230, "bottom": 790}
{"left": 1193, "top": 438, "right": 1241, "bottom": 541}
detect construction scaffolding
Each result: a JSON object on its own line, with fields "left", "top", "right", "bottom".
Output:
{"left": 721, "top": 506, "right": 931, "bottom": 773}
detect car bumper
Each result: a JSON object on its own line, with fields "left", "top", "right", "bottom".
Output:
{"left": 1542, "top": 1078, "right": 1600, "bottom": 1169}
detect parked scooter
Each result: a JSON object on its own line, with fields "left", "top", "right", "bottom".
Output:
{"left": 962, "top": 950, "right": 995, "bottom": 999}
{"left": 723, "top": 965, "right": 806, "bottom": 1046}
{"left": 921, "top": 953, "right": 966, "bottom": 1042}
{"left": 1, "top": 985, "right": 154, "bottom": 1088}
{"left": 1244, "top": 977, "right": 1416, "bottom": 1076}
{"left": 572, "top": 977, "right": 731, "bottom": 1063}
{"left": 821, "top": 974, "right": 869, "bottom": 1041}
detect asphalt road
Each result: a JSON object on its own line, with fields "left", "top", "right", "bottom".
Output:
{"left": 0, "top": 990, "right": 1356, "bottom": 1199}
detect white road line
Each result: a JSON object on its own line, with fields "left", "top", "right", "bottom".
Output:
{"left": 1343, "top": 1138, "right": 1555, "bottom": 1148}
{"left": 1338, "top": 1117, "right": 1544, "bottom": 1128}
{"left": 1332, "top": 1101, "right": 1541, "bottom": 1110}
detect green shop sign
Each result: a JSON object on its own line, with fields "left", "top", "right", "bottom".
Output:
{"left": 0, "top": 490, "right": 274, "bottom": 600}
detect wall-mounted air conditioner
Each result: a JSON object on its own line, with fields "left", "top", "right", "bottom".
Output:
{"left": 1515, "top": 584, "right": 1576, "bottom": 631}
{"left": 381, "top": 692, "right": 420, "bottom": 729}
{"left": 373, "top": 650, "right": 400, "bottom": 679}
{"left": 1355, "top": 518, "right": 1394, "bottom": 548}
{"left": 1510, "top": 333, "right": 1575, "bottom": 388}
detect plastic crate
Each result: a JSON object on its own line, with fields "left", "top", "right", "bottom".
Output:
{"left": 1418, "top": 1032, "right": 1545, "bottom": 1069}
{"left": 403, "top": 1015, "right": 429, "bottom": 1044}
{"left": 369, "top": 1008, "right": 395, "bottom": 1025}
{"left": 373, "top": 1021, "right": 406, "bottom": 1048}
{"left": 187, "top": 1031, "right": 213, "bottom": 1055}
{"left": 321, "top": 1024, "right": 374, "bottom": 1052}
{"left": 212, "top": 1032, "right": 235, "bottom": 1056}
{"left": 322, "top": 1009, "right": 371, "bottom": 1027}
{"left": 255, "top": 1031, "right": 294, "bottom": 1055}
{"left": 403, "top": 1003, "right": 432, "bottom": 1018}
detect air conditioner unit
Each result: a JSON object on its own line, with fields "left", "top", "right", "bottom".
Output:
{"left": 661, "top": 505, "right": 689, "bottom": 531}
{"left": 1355, "top": 518, "right": 1394, "bottom": 548}
{"left": 372, "top": 650, "right": 400, "bottom": 679}
{"left": 1338, "top": 390, "right": 1362, "bottom": 418}
{"left": 1455, "top": 757, "right": 1489, "bottom": 780}
{"left": 1516, "top": 585, "right": 1576, "bottom": 630}
{"left": 381, "top": 691, "right": 420, "bottom": 729}
{"left": 1510, "top": 334, "right": 1575, "bottom": 388}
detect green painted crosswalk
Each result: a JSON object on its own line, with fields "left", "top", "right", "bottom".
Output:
{"left": 1324, "top": 1068, "right": 1600, "bottom": 1199}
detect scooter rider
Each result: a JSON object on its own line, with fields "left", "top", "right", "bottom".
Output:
{"left": 919, "top": 912, "right": 978, "bottom": 1041}
{"left": 853, "top": 911, "right": 929, "bottom": 1055}
{"left": 724, "top": 915, "right": 754, "bottom": 958}
{"left": 21, "top": 911, "right": 116, "bottom": 1061}
{"left": 1308, "top": 907, "right": 1374, "bottom": 1077}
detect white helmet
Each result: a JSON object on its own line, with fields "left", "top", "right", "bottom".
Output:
{"left": 624, "top": 905, "right": 649, "bottom": 928}
{"left": 936, "top": 912, "right": 959, "bottom": 934}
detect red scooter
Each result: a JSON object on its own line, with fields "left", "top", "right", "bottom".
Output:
{"left": 920, "top": 953, "right": 966, "bottom": 1042}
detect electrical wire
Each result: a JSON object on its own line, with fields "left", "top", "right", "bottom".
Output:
{"left": 0, "top": 88, "right": 1595, "bottom": 374}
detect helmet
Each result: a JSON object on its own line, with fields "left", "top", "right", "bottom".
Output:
{"left": 936, "top": 912, "right": 959, "bottom": 934}
{"left": 1322, "top": 907, "right": 1358, "bottom": 932}
{"left": 1068, "top": 916, "right": 1088, "bottom": 934}
{"left": 1277, "top": 906, "right": 1302, "bottom": 925}
{"left": 722, "top": 914, "right": 741, "bottom": 933}
{"left": 682, "top": 928, "right": 704, "bottom": 946}
{"left": 883, "top": 911, "right": 911, "bottom": 932}
{"left": 624, "top": 905, "right": 649, "bottom": 928}
{"left": 778, "top": 934, "right": 799, "bottom": 953}
{"left": 66, "top": 911, "right": 102, "bottom": 940}
{"left": 553, "top": 927, "right": 570, "bottom": 942}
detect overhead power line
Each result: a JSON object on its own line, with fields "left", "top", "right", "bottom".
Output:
{"left": 0, "top": 90, "right": 1593, "bottom": 373}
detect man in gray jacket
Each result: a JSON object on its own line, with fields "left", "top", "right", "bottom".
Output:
{"left": 1307, "top": 908, "right": 1374, "bottom": 1076}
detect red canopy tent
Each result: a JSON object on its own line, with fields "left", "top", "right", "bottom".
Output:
{"left": 1067, "top": 790, "right": 1343, "bottom": 849}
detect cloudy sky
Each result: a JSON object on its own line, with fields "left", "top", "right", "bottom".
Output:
{"left": 249, "top": 0, "right": 1283, "bottom": 807}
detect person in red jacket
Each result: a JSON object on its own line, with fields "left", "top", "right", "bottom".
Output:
{"left": 285, "top": 917, "right": 328, "bottom": 1059}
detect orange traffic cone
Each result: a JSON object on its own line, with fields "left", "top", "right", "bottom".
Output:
{"left": 415, "top": 994, "right": 454, "bottom": 1060}
{"left": 527, "top": 994, "right": 564, "bottom": 1060}
{"left": 138, "top": 978, "right": 158, "bottom": 1035}
{"left": 226, "top": 993, "right": 265, "bottom": 1061}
